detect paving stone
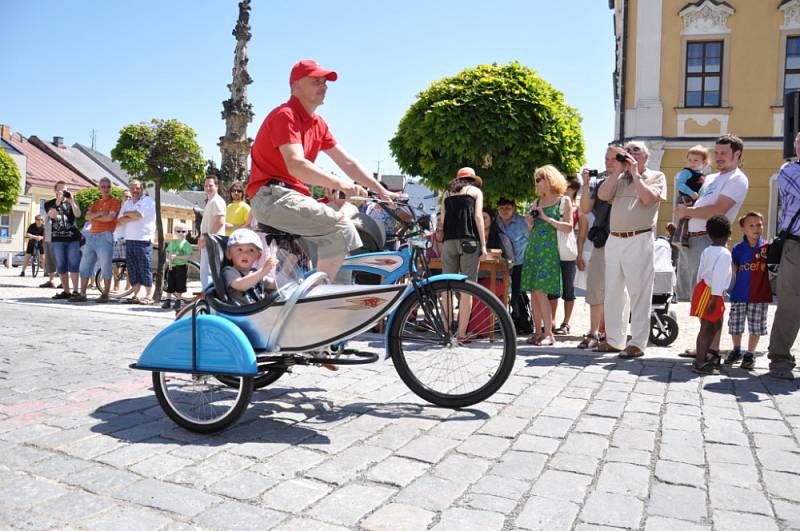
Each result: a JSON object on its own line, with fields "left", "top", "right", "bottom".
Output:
{"left": 605, "top": 447, "right": 652, "bottom": 466}
{"left": 512, "top": 434, "right": 561, "bottom": 455}
{"left": 127, "top": 452, "right": 194, "bottom": 479}
{"left": 772, "top": 499, "right": 800, "bottom": 529}
{"left": 549, "top": 452, "right": 602, "bottom": 476}
{"left": 574, "top": 415, "right": 616, "bottom": 435}
{"left": 712, "top": 510, "right": 779, "bottom": 531}
{"left": 644, "top": 516, "right": 710, "bottom": 531}
{"left": 758, "top": 448, "right": 800, "bottom": 473}
{"left": 541, "top": 397, "right": 587, "bottom": 419}
{"left": 206, "top": 469, "right": 279, "bottom": 500}
{"left": 527, "top": 416, "right": 574, "bottom": 438}
{"left": 309, "top": 483, "right": 396, "bottom": 526}
{"left": 63, "top": 463, "right": 141, "bottom": 495}
{"left": 661, "top": 414, "right": 702, "bottom": 432}
{"left": 763, "top": 470, "right": 800, "bottom": 502}
{"left": 360, "top": 503, "right": 435, "bottom": 531}
{"left": 625, "top": 399, "right": 661, "bottom": 414}
{"left": 707, "top": 443, "right": 756, "bottom": 465}
{"left": 596, "top": 462, "right": 650, "bottom": 497}
{"left": 580, "top": 491, "right": 644, "bottom": 528}
{"left": 491, "top": 450, "right": 547, "bottom": 480}
{"left": 655, "top": 460, "right": 706, "bottom": 489}
{"left": 261, "top": 478, "right": 332, "bottom": 513}
{"left": 560, "top": 433, "right": 609, "bottom": 457}
{"left": 471, "top": 474, "right": 529, "bottom": 500}
{"left": 367, "top": 456, "right": 430, "bottom": 487}
{"left": 585, "top": 400, "right": 626, "bottom": 418}
{"left": 708, "top": 461, "right": 761, "bottom": 489}
{"left": 619, "top": 412, "right": 660, "bottom": 430}
{"left": 431, "top": 507, "right": 505, "bottom": 531}
{"left": 29, "top": 489, "right": 114, "bottom": 522}
{"left": 114, "top": 478, "right": 220, "bottom": 517}
{"left": 611, "top": 427, "right": 656, "bottom": 451}
{"left": 26, "top": 453, "right": 94, "bottom": 482}
{"left": 193, "top": 501, "right": 284, "bottom": 530}
{"left": 704, "top": 427, "right": 750, "bottom": 446}
{"left": 251, "top": 447, "right": 327, "bottom": 479}
{"left": 79, "top": 504, "right": 175, "bottom": 531}
{"left": 457, "top": 434, "right": 511, "bottom": 459}
{"left": 516, "top": 495, "right": 580, "bottom": 531}
{"left": 271, "top": 517, "right": 349, "bottom": 531}
{"left": 463, "top": 493, "right": 518, "bottom": 514}
{"left": 433, "top": 453, "right": 491, "bottom": 484}
{"left": 647, "top": 483, "right": 707, "bottom": 522}
{"left": 745, "top": 418, "right": 793, "bottom": 436}
{"left": 752, "top": 433, "right": 799, "bottom": 451}
{"left": 305, "top": 444, "right": 390, "bottom": 484}
{"left": 659, "top": 443, "right": 705, "bottom": 466}
{"left": 709, "top": 484, "right": 773, "bottom": 516}
{"left": 164, "top": 450, "right": 252, "bottom": 488}
{"left": 531, "top": 469, "right": 592, "bottom": 503}
{"left": 477, "top": 415, "right": 529, "bottom": 438}
{"left": 395, "top": 435, "right": 459, "bottom": 463}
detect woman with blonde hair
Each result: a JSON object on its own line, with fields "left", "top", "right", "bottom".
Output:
{"left": 522, "top": 165, "right": 574, "bottom": 346}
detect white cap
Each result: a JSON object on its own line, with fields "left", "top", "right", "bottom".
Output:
{"left": 227, "top": 228, "right": 263, "bottom": 251}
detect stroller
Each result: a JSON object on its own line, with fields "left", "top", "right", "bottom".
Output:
{"left": 649, "top": 238, "right": 679, "bottom": 346}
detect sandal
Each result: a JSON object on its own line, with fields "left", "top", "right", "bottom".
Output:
{"left": 139, "top": 298, "right": 153, "bottom": 305}
{"left": 124, "top": 297, "right": 141, "bottom": 304}
{"left": 577, "top": 333, "right": 598, "bottom": 349}
{"left": 526, "top": 334, "right": 543, "bottom": 345}
{"left": 536, "top": 336, "right": 555, "bottom": 347}
{"left": 691, "top": 352, "right": 721, "bottom": 375}
{"left": 554, "top": 323, "right": 570, "bottom": 336}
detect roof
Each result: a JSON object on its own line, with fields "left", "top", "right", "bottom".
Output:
{"left": 1, "top": 138, "right": 23, "bottom": 156}
{"left": 6, "top": 133, "right": 93, "bottom": 191}
{"left": 158, "top": 190, "right": 196, "bottom": 210}
{"left": 29, "top": 137, "right": 128, "bottom": 189}
{"left": 177, "top": 190, "right": 207, "bottom": 208}
{"left": 73, "top": 143, "right": 131, "bottom": 188}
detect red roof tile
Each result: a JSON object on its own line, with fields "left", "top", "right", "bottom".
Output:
{"left": 7, "top": 133, "right": 94, "bottom": 191}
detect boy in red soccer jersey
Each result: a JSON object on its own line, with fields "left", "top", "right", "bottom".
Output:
{"left": 691, "top": 215, "right": 733, "bottom": 375}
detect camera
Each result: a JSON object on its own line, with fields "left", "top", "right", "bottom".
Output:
{"left": 588, "top": 169, "right": 598, "bottom": 177}
{"left": 62, "top": 190, "right": 71, "bottom": 199}
{"left": 615, "top": 153, "right": 628, "bottom": 163}
{"left": 337, "top": 190, "right": 347, "bottom": 200}
{"left": 530, "top": 209, "right": 540, "bottom": 219}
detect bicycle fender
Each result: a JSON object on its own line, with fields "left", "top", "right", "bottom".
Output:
{"left": 136, "top": 315, "right": 257, "bottom": 375}
{"left": 383, "top": 274, "right": 468, "bottom": 359}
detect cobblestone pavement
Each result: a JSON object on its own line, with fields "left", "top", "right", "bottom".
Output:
{"left": 2, "top": 268, "right": 800, "bottom": 530}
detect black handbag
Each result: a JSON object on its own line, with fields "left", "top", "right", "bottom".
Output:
{"left": 587, "top": 226, "right": 609, "bottom": 248}
{"left": 767, "top": 208, "right": 800, "bottom": 266}
{"left": 460, "top": 239, "right": 478, "bottom": 254}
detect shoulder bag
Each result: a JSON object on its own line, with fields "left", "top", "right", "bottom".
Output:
{"left": 767, "top": 207, "right": 800, "bottom": 267}
{"left": 557, "top": 196, "right": 578, "bottom": 261}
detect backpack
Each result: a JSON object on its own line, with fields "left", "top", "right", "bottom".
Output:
{"left": 510, "top": 291, "right": 533, "bottom": 335}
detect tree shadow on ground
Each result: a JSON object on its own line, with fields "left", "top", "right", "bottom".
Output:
{"left": 518, "top": 343, "right": 798, "bottom": 402}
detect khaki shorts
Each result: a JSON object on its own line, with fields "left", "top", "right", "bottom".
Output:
{"left": 250, "top": 183, "right": 361, "bottom": 260}
{"left": 441, "top": 239, "right": 480, "bottom": 282}
{"left": 585, "top": 245, "right": 605, "bottom": 306}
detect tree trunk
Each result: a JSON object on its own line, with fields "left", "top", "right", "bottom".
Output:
{"left": 153, "top": 176, "right": 165, "bottom": 302}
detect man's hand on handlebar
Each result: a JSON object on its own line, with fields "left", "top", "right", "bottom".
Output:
{"left": 338, "top": 181, "right": 367, "bottom": 199}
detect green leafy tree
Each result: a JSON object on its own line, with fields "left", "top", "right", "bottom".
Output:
{"left": 390, "top": 62, "right": 585, "bottom": 204}
{"left": 74, "top": 187, "right": 126, "bottom": 229}
{"left": 0, "top": 149, "right": 22, "bottom": 214}
{"left": 112, "top": 119, "right": 205, "bottom": 300}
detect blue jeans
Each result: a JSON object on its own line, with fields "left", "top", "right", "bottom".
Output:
{"left": 52, "top": 240, "right": 81, "bottom": 274}
{"left": 79, "top": 231, "right": 114, "bottom": 279}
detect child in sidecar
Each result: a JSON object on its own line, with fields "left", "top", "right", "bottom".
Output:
{"left": 222, "top": 228, "right": 278, "bottom": 305}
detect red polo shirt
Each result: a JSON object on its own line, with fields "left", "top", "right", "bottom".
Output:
{"left": 247, "top": 96, "right": 337, "bottom": 198}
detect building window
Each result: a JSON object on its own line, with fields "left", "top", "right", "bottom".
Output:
{"left": 167, "top": 218, "right": 174, "bottom": 234}
{"left": 685, "top": 41, "right": 723, "bottom": 107}
{"left": 0, "top": 215, "right": 9, "bottom": 239}
{"left": 786, "top": 37, "right": 800, "bottom": 95}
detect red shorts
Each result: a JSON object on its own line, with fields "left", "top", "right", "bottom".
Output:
{"left": 690, "top": 280, "right": 724, "bottom": 323}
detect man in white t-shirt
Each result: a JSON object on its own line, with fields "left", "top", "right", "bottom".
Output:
{"left": 199, "top": 176, "right": 227, "bottom": 288}
{"left": 675, "top": 134, "right": 749, "bottom": 303}
{"left": 117, "top": 179, "right": 157, "bottom": 303}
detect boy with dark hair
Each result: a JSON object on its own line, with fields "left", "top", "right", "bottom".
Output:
{"left": 691, "top": 214, "right": 733, "bottom": 375}
{"left": 724, "top": 212, "right": 772, "bottom": 370}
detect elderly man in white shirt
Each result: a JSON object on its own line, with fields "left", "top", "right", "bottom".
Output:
{"left": 116, "top": 179, "right": 157, "bottom": 304}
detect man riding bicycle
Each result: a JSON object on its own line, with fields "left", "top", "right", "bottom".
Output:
{"left": 246, "top": 59, "right": 397, "bottom": 279}
{"left": 20, "top": 215, "right": 45, "bottom": 276}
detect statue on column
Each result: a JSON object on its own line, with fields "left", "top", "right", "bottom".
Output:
{"left": 219, "top": 0, "right": 254, "bottom": 189}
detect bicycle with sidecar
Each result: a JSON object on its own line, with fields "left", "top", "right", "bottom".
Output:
{"left": 130, "top": 196, "right": 516, "bottom": 433}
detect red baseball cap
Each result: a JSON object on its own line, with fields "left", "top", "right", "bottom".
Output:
{"left": 289, "top": 60, "right": 338, "bottom": 85}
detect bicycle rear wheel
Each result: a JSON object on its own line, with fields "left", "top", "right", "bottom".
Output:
{"left": 96, "top": 259, "right": 136, "bottom": 298}
{"left": 388, "top": 279, "right": 516, "bottom": 408}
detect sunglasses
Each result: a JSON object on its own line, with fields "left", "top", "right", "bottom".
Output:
{"left": 231, "top": 189, "right": 243, "bottom": 193}
{"left": 176, "top": 230, "right": 188, "bottom": 234}
{"left": 535, "top": 177, "right": 545, "bottom": 183}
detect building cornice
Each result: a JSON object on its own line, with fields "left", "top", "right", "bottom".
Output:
{"left": 678, "top": 0, "right": 735, "bottom": 36}
{"left": 780, "top": 0, "right": 800, "bottom": 30}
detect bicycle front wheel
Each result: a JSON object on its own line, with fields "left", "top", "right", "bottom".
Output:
{"left": 30, "top": 249, "right": 40, "bottom": 277}
{"left": 153, "top": 371, "right": 253, "bottom": 433}
{"left": 388, "top": 280, "right": 516, "bottom": 408}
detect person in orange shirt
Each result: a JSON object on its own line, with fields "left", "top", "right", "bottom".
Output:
{"left": 72, "top": 177, "right": 122, "bottom": 302}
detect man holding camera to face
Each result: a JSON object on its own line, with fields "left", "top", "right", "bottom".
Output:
{"left": 44, "top": 180, "right": 82, "bottom": 300}
{"left": 596, "top": 142, "right": 667, "bottom": 359}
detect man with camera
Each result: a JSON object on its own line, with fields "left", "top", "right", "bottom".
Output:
{"left": 766, "top": 132, "right": 800, "bottom": 380}
{"left": 576, "top": 148, "right": 617, "bottom": 350}
{"left": 597, "top": 142, "right": 667, "bottom": 359}
{"left": 44, "top": 181, "right": 82, "bottom": 300}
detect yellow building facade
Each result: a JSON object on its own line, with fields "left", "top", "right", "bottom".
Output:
{"left": 610, "top": 0, "right": 795, "bottom": 238}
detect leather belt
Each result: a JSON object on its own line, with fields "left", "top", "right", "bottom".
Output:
{"left": 688, "top": 231, "right": 707, "bottom": 237}
{"left": 609, "top": 228, "right": 652, "bottom": 238}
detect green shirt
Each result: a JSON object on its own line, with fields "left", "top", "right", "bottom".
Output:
{"left": 165, "top": 239, "right": 193, "bottom": 266}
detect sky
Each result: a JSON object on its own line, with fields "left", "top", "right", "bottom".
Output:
{"left": 2, "top": 0, "right": 617, "bottom": 180}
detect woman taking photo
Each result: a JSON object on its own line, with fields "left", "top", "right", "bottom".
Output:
{"left": 522, "top": 165, "right": 574, "bottom": 346}
{"left": 440, "top": 167, "right": 488, "bottom": 340}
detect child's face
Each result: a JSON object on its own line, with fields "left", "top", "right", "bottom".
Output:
{"left": 686, "top": 153, "right": 706, "bottom": 170}
{"left": 175, "top": 229, "right": 187, "bottom": 240}
{"left": 228, "top": 243, "right": 261, "bottom": 270}
{"left": 741, "top": 216, "right": 764, "bottom": 240}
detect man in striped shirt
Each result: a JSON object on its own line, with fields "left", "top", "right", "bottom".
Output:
{"left": 767, "top": 133, "right": 800, "bottom": 380}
